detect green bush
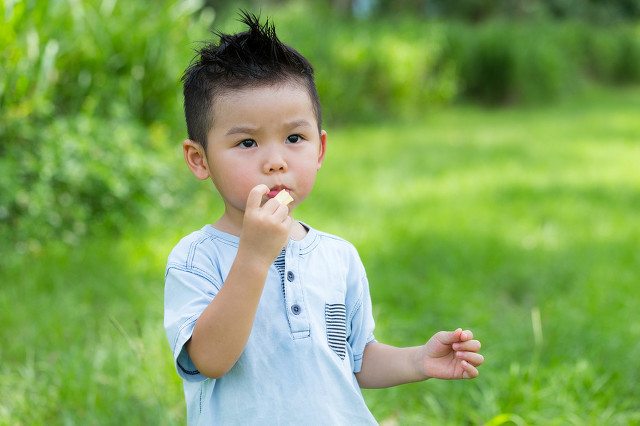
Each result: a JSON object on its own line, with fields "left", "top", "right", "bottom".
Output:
{"left": 444, "top": 19, "right": 640, "bottom": 105}
{"left": 266, "top": 6, "right": 459, "bottom": 123}
{"left": 264, "top": 4, "right": 640, "bottom": 108}
{"left": 583, "top": 25, "right": 640, "bottom": 83}
{"left": 449, "top": 20, "right": 572, "bottom": 105}
{"left": 0, "top": 0, "right": 215, "bottom": 246}
{"left": 449, "top": 21, "right": 521, "bottom": 104}
{"left": 616, "top": 28, "right": 640, "bottom": 82}
{"left": 0, "top": 115, "right": 172, "bottom": 246}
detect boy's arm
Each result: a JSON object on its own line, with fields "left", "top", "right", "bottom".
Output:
{"left": 355, "top": 329, "right": 483, "bottom": 389}
{"left": 185, "top": 185, "right": 292, "bottom": 379}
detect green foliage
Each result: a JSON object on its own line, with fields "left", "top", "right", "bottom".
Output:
{"left": 443, "top": 18, "right": 640, "bottom": 105}
{"left": 578, "top": 24, "right": 640, "bottom": 83}
{"left": 447, "top": 20, "right": 570, "bottom": 104}
{"left": 214, "top": 5, "right": 459, "bottom": 124}
{"left": 211, "top": 0, "right": 640, "bottom": 23}
{"left": 1, "top": 115, "right": 171, "bottom": 246}
{"left": 346, "top": 0, "right": 640, "bottom": 23}
{"left": 0, "top": 0, "right": 215, "bottom": 245}
{"left": 259, "top": 3, "right": 640, "bottom": 108}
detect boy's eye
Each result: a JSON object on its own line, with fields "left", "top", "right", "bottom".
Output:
{"left": 238, "top": 139, "right": 257, "bottom": 148}
{"left": 286, "top": 135, "right": 301, "bottom": 144}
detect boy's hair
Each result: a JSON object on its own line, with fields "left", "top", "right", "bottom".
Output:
{"left": 182, "top": 11, "right": 322, "bottom": 150}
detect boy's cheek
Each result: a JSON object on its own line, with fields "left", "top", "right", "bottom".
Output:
{"left": 217, "top": 179, "right": 258, "bottom": 209}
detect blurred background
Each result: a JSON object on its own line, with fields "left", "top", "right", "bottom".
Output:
{"left": 1, "top": 0, "right": 639, "bottom": 424}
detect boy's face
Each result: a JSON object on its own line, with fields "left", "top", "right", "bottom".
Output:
{"left": 192, "top": 82, "right": 326, "bottom": 227}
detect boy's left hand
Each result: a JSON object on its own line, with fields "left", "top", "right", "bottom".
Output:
{"left": 418, "top": 328, "right": 484, "bottom": 380}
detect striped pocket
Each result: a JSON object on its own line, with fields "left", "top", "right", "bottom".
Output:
{"left": 325, "top": 303, "right": 347, "bottom": 360}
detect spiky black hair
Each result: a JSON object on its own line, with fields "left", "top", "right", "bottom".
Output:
{"left": 181, "top": 10, "right": 322, "bottom": 149}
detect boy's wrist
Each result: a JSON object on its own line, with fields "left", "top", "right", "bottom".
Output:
{"left": 236, "top": 242, "right": 279, "bottom": 272}
{"left": 413, "top": 344, "right": 431, "bottom": 381}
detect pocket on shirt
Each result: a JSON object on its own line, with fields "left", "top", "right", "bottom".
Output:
{"left": 325, "top": 303, "right": 347, "bottom": 360}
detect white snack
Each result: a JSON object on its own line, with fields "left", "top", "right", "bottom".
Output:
{"left": 274, "top": 189, "right": 293, "bottom": 206}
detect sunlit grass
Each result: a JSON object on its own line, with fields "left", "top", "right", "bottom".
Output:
{"left": 0, "top": 236, "right": 183, "bottom": 424}
{"left": 1, "top": 86, "right": 639, "bottom": 424}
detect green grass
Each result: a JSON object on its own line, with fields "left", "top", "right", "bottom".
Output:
{"left": 1, "top": 86, "right": 639, "bottom": 424}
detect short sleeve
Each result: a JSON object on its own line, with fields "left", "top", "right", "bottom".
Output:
{"left": 346, "top": 270, "right": 376, "bottom": 374}
{"left": 164, "top": 263, "right": 220, "bottom": 382}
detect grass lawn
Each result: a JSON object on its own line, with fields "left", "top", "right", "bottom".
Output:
{"left": 1, "top": 86, "right": 639, "bottom": 425}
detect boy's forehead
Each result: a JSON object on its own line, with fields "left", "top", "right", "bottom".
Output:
{"left": 216, "top": 80, "right": 310, "bottom": 103}
{"left": 210, "top": 82, "right": 317, "bottom": 125}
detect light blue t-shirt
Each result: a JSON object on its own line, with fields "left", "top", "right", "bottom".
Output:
{"left": 164, "top": 223, "right": 378, "bottom": 425}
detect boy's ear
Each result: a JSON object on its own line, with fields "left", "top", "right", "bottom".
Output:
{"left": 183, "top": 140, "right": 210, "bottom": 180}
{"left": 317, "top": 130, "right": 327, "bottom": 170}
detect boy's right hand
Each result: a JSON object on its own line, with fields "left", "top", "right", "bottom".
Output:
{"left": 186, "top": 184, "right": 293, "bottom": 379}
{"left": 239, "top": 184, "right": 292, "bottom": 266}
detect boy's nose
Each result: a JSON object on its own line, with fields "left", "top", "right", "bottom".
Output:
{"left": 263, "top": 147, "right": 287, "bottom": 174}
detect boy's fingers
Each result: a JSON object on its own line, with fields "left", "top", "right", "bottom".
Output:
{"left": 282, "top": 212, "right": 294, "bottom": 227}
{"left": 461, "top": 330, "right": 474, "bottom": 341}
{"left": 461, "top": 360, "right": 480, "bottom": 379}
{"left": 272, "top": 202, "right": 292, "bottom": 220}
{"left": 452, "top": 339, "right": 482, "bottom": 353}
{"left": 247, "top": 184, "right": 270, "bottom": 209}
{"left": 456, "top": 350, "right": 484, "bottom": 367}
{"left": 435, "top": 328, "right": 462, "bottom": 345}
{"left": 261, "top": 197, "right": 291, "bottom": 217}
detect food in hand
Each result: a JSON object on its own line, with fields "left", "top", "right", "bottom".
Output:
{"left": 274, "top": 189, "right": 293, "bottom": 206}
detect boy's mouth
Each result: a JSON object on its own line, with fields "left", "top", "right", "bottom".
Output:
{"left": 267, "top": 187, "right": 290, "bottom": 199}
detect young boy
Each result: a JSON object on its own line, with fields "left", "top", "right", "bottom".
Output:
{"left": 164, "top": 11, "right": 483, "bottom": 424}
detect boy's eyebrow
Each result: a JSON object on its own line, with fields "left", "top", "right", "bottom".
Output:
{"left": 225, "top": 125, "right": 256, "bottom": 136}
{"left": 225, "top": 120, "right": 313, "bottom": 136}
{"left": 286, "top": 119, "right": 313, "bottom": 129}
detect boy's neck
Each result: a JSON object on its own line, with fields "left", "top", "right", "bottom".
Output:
{"left": 212, "top": 216, "right": 308, "bottom": 241}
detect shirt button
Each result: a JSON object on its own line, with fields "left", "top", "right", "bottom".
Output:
{"left": 287, "top": 271, "right": 295, "bottom": 282}
{"left": 291, "top": 304, "right": 302, "bottom": 315}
